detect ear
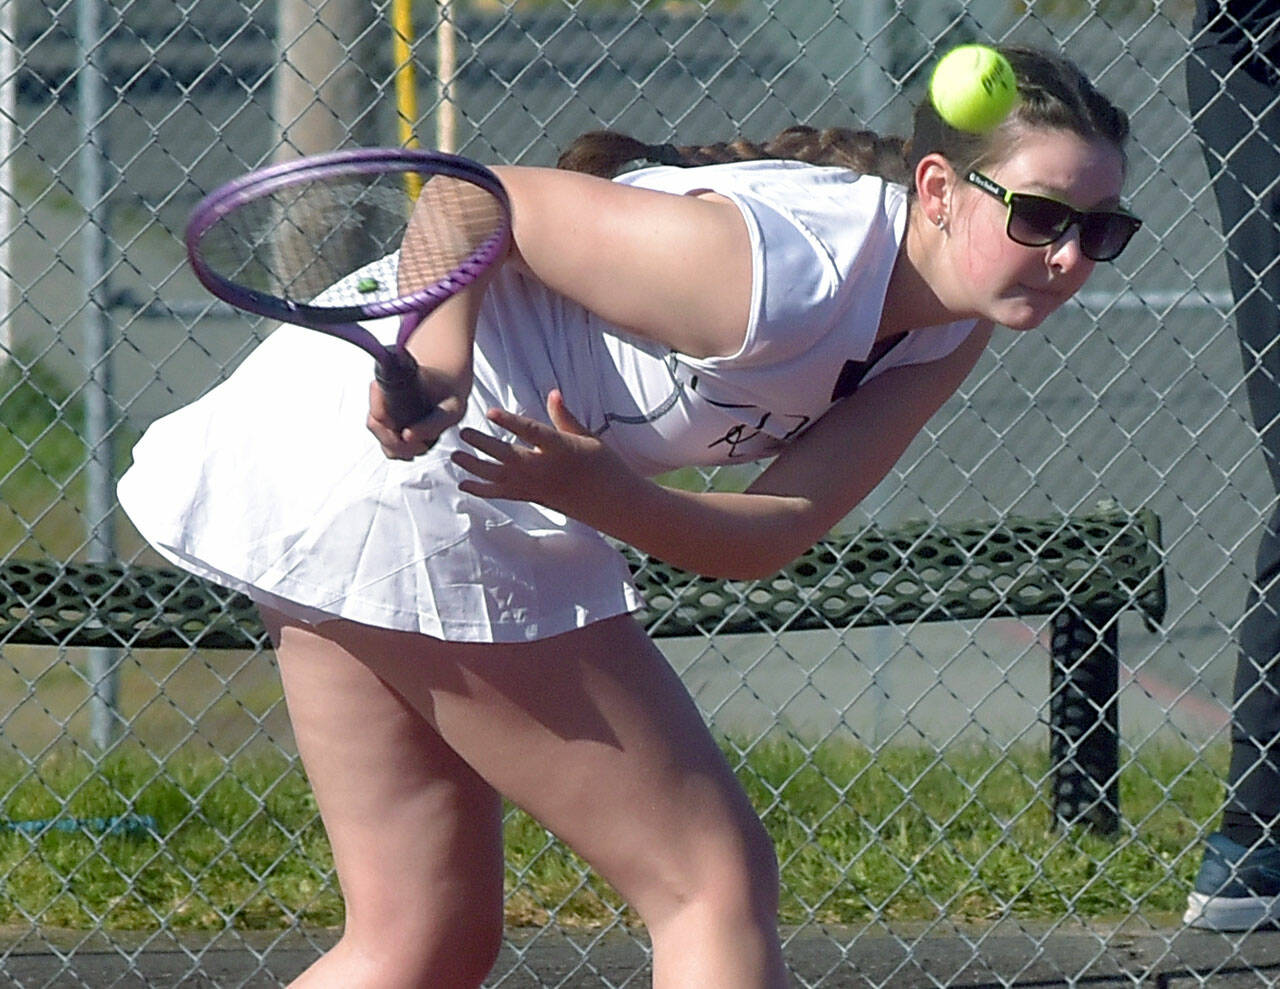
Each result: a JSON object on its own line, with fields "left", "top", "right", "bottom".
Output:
{"left": 914, "top": 152, "right": 957, "bottom": 229}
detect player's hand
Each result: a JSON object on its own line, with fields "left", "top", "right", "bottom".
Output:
{"left": 452, "top": 389, "right": 632, "bottom": 521}
{"left": 367, "top": 369, "right": 468, "bottom": 461}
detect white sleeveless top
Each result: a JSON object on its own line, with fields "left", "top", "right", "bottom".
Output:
{"left": 118, "top": 161, "right": 978, "bottom": 642}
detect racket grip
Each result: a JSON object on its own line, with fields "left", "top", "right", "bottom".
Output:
{"left": 375, "top": 349, "right": 434, "bottom": 430}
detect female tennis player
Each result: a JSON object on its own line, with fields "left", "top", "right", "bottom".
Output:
{"left": 120, "top": 45, "right": 1136, "bottom": 989}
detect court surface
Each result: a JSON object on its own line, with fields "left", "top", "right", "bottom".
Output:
{"left": 2, "top": 922, "right": 1277, "bottom": 986}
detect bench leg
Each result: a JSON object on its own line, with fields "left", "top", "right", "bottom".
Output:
{"left": 1048, "top": 609, "right": 1120, "bottom": 834}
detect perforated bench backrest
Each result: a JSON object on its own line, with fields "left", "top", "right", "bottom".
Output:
{"left": 0, "top": 509, "right": 1164, "bottom": 650}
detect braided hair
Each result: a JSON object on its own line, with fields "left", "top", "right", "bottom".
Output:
{"left": 556, "top": 125, "right": 913, "bottom": 184}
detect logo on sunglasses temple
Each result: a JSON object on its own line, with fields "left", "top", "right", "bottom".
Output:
{"left": 963, "top": 169, "right": 1141, "bottom": 261}
{"left": 966, "top": 171, "right": 1006, "bottom": 200}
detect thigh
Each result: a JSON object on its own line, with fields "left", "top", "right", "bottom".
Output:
{"left": 322, "top": 614, "right": 774, "bottom": 923}
{"left": 264, "top": 608, "right": 506, "bottom": 944}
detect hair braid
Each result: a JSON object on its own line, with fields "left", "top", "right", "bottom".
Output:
{"left": 557, "top": 126, "right": 911, "bottom": 184}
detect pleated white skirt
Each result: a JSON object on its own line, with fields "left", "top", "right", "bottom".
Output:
{"left": 118, "top": 271, "right": 644, "bottom": 643}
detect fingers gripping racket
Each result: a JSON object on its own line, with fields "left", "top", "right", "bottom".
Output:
{"left": 185, "top": 147, "right": 511, "bottom": 428}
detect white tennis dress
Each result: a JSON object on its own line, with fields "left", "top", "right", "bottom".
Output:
{"left": 118, "top": 160, "right": 977, "bottom": 642}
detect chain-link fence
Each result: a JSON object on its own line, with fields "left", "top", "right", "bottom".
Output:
{"left": 1, "top": 0, "right": 1276, "bottom": 985}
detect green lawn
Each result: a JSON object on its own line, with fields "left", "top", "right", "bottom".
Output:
{"left": 0, "top": 740, "right": 1222, "bottom": 931}
{"left": 0, "top": 356, "right": 91, "bottom": 557}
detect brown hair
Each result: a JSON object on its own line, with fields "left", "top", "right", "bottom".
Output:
{"left": 556, "top": 45, "right": 1130, "bottom": 188}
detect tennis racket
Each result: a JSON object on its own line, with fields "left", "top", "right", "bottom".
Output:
{"left": 185, "top": 147, "right": 511, "bottom": 428}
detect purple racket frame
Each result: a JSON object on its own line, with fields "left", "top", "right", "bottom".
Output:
{"left": 184, "top": 147, "right": 511, "bottom": 427}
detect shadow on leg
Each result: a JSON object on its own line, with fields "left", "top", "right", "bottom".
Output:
{"left": 264, "top": 607, "right": 505, "bottom": 989}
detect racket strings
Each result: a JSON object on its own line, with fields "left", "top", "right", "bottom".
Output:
{"left": 273, "top": 182, "right": 400, "bottom": 301}
{"left": 397, "top": 176, "right": 508, "bottom": 295}
{"left": 195, "top": 170, "right": 503, "bottom": 310}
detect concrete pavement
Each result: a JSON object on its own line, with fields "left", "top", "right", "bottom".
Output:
{"left": 3, "top": 920, "right": 1278, "bottom": 987}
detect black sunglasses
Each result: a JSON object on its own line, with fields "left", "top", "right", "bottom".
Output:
{"left": 965, "top": 170, "right": 1141, "bottom": 262}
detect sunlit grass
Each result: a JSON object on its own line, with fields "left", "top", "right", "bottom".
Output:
{"left": 0, "top": 356, "right": 91, "bottom": 557}
{"left": 0, "top": 739, "right": 1221, "bottom": 931}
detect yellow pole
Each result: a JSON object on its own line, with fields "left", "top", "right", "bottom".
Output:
{"left": 392, "top": 0, "right": 422, "bottom": 200}
{"left": 392, "top": 0, "right": 418, "bottom": 150}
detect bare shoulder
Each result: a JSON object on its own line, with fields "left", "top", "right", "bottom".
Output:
{"left": 488, "top": 165, "right": 753, "bottom": 359}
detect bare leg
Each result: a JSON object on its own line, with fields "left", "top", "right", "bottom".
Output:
{"left": 276, "top": 610, "right": 789, "bottom": 988}
{"left": 263, "top": 608, "right": 505, "bottom": 989}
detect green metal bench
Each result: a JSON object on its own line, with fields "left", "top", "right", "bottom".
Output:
{"left": 0, "top": 507, "right": 1165, "bottom": 834}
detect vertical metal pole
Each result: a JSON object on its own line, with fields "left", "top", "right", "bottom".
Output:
{"left": 272, "top": 0, "right": 379, "bottom": 292}
{"left": 1, "top": 0, "right": 15, "bottom": 359}
{"left": 78, "top": 0, "right": 119, "bottom": 751}
{"left": 275, "top": 0, "right": 374, "bottom": 160}
{"left": 436, "top": 1, "right": 456, "bottom": 153}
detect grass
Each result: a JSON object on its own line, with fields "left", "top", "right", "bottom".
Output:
{"left": 0, "top": 739, "right": 1224, "bottom": 932}
{"left": 0, "top": 350, "right": 146, "bottom": 559}
{"left": 0, "top": 355, "right": 92, "bottom": 557}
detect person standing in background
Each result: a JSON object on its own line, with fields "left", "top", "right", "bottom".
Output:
{"left": 1184, "top": 0, "right": 1280, "bottom": 931}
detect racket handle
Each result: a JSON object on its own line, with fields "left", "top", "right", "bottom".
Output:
{"left": 375, "top": 349, "right": 433, "bottom": 430}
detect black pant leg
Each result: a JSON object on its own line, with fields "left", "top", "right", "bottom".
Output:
{"left": 1187, "top": 47, "right": 1280, "bottom": 831}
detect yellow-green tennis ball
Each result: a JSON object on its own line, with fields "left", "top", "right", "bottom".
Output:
{"left": 930, "top": 44, "right": 1018, "bottom": 133}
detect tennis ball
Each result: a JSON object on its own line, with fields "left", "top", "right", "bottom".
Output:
{"left": 929, "top": 44, "right": 1018, "bottom": 133}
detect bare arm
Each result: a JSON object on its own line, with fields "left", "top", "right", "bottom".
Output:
{"left": 369, "top": 163, "right": 754, "bottom": 458}
{"left": 453, "top": 323, "right": 993, "bottom": 579}
{"left": 491, "top": 165, "right": 753, "bottom": 359}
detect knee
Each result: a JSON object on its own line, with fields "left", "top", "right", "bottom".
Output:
{"left": 647, "top": 812, "right": 782, "bottom": 926}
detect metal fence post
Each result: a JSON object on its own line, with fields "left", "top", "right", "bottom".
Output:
{"left": 77, "top": 0, "right": 119, "bottom": 751}
{"left": 1049, "top": 607, "right": 1121, "bottom": 835}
